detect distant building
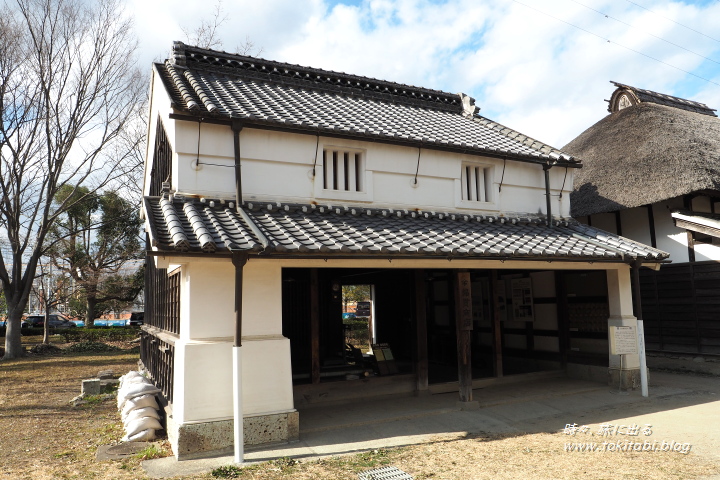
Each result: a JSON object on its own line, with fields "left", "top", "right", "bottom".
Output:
{"left": 567, "top": 81, "right": 720, "bottom": 355}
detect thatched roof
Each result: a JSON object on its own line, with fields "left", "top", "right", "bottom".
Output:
{"left": 566, "top": 84, "right": 720, "bottom": 217}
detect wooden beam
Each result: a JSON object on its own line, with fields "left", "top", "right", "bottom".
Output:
{"left": 646, "top": 204, "right": 657, "bottom": 249}
{"left": 310, "top": 269, "right": 320, "bottom": 384}
{"left": 454, "top": 271, "right": 473, "bottom": 402}
{"left": 614, "top": 210, "right": 623, "bottom": 236}
{"left": 415, "top": 270, "right": 428, "bottom": 393}
{"left": 491, "top": 270, "right": 504, "bottom": 378}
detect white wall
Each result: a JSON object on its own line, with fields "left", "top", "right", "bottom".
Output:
{"left": 172, "top": 257, "right": 293, "bottom": 424}
{"left": 159, "top": 121, "right": 573, "bottom": 217}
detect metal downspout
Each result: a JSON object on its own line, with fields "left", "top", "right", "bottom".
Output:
{"left": 232, "top": 251, "right": 248, "bottom": 463}
{"left": 543, "top": 164, "right": 553, "bottom": 226}
{"left": 232, "top": 121, "right": 243, "bottom": 212}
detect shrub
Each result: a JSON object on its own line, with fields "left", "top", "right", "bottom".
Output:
{"left": 58, "top": 327, "right": 139, "bottom": 343}
{"left": 64, "top": 341, "right": 121, "bottom": 353}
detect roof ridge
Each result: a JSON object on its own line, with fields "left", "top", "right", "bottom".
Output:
{"left": 610, "top": 81, "right": 717, "bottom": 117}
{"left": 170, "top": 41, "right": 465, "bottom": 114}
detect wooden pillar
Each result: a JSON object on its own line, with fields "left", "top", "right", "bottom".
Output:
{"left": 310, "top": 269, "right": 320, "bottom": 384}
{"left": 415, "top": 270, "right": 428, "bottom": 393}
{"left": 454, "top": 271, "right": 473, "bottom": 402}
{"left": 491, "top": 270, "right": 504, "bottom": 378}
{"left": 684, "top": 195, "right": 696, "bottom": 262}
{"left": 555, "top": 271, "right": 569, "bottom": 369}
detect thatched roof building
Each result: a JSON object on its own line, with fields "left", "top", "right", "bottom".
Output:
{"left": 566, "top": 82, "right": 720, "bottom": 217}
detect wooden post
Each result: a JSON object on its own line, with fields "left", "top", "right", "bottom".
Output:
{"left": 491, "top": 270, "right": 504, "bottom": 378}
{"left": 454, "top": 271, "right": 473, "bottom": 402}
{"left": 555, "top": 271, "right": 569, "bottom": 369}
{"left": 310, "top": 269, "right": 320, "bottom": 384}
{"left": 415, "top": 270, "right": 428, "bottom": 393}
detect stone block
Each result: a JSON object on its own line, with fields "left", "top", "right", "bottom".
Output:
{"left": 171, "top": 410, "right": 299, "bottom": 460}
{"left": 82, "top": 378, "right": 101, "bottom": 396}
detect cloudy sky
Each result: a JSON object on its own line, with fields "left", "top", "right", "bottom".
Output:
{"left": 128, "top": 0, "right": 720, "bottom": 148}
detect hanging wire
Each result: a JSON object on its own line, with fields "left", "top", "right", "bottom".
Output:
{"left": 570, "top": 0, "right": 720, "bottom": 65}
{"left": 311, "top": 134, "right": 320, "bottom": 177}
{"left": 511, "top": 0, "right": 720, "bottom": 87}
{"left": 498, "top": 157, "right": 507, "bottom": 192}
{"left": 413, "top": 148, "right": 421, "bottom": 185}
{"left": 558, "top": 167, "right": 569, "bottom": 199}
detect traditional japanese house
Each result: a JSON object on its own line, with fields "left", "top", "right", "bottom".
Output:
{"left": 567, "top": 82, "right": 720, "bottom": 356}
{"left": 141, "top": 44, "right": 667, "bottom": 459}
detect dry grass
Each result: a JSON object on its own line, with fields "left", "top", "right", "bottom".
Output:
{"left": 1, "top": 336, "right": 718, "bottom": 480}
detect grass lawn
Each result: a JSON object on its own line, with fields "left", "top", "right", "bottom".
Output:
{"left": 1, "top": 335, "right": 719, "bottom": 479}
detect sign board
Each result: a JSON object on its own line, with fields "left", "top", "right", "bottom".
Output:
{"left": 511, "top": 278, "right": 534, "bottom": 321}
{"left": 610, "top": 326, "right": 638, "bottom": 355}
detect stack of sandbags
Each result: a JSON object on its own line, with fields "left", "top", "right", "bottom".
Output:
{"left": 117, "top": 371, "right": 162, "bottom": 442}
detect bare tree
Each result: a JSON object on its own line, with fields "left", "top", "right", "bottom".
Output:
{"left": 0, "top": 0, "right": 144, "bottom": 360}
{"left": 182, "top": 0, "right": 262, "bottom": 56}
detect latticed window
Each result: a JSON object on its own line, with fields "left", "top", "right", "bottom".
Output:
{"left": 149, "top": 117, "right": 172, "bottom": 196}
{"left": 461, "top": 164, "right": 492, "bottom": 202}
{"left": 323, "top": 148, "right": 364, "bottom": 192}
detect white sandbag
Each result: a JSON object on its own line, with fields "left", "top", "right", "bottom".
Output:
{"left": 118, "top": 382, "right": 160, "bottom": 411}
{"left": 117, "top": 373, "right": 153, "bottom": 409}
{"left": 122, "top": 428, "right": 157, "bottom": 443}
{"left": 123, "top": 406, "right": 161, "bottom": 425}
{"left": 121, "top": 394, "right": 160, "bottom": 420}
{"left": 125, "top": 416, "right": 163, "bottom": 438}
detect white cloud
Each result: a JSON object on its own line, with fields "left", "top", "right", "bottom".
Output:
{"left": 129, "top": 0, "right": 720, "bottom": 146}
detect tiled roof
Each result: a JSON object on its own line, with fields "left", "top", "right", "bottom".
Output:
{"left": 156, "top": 42, "right": 577, "bottom": 165}
{"left": 144, "top": 196, "right": 669, "bottom": 262}
{"left": 610, "top": 81, "right": 717, "bottom": 117}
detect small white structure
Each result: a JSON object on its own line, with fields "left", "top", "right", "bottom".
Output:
{"left": 567, "top": 82, "right": 720, "bottom": 355}
{"left": 140, "top": 44, "right": 667, "bottom": 459}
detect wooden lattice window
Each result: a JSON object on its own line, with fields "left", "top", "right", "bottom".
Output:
{"left": 149, "top": 117, "right": 172, "bottom": 196}
{"left": 461, "top": 164, "right": 492, "bottom": 202}
{"left": 323, "top": 148, "right": 364, "bottom": 192}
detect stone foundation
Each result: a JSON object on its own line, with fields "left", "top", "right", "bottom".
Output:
{"left": 607, "top": 367, "right": 643, "bottom": 390}
{"left": 167, "top": 410, "right": 299, "bottom": 460}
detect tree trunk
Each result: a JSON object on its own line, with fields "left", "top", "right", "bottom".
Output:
{"left": 2, "top": 310, "right": 25, "bottom": 360}
{"left": 43, "top": 310, "right": 50, "bottom": 345}
{"left": 85, "top": 297, "right": 97, "bottom": 326}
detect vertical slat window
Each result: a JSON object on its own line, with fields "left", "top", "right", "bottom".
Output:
{"left": 150, "top": 117, "right": 172, "bottom": 196}
{"left": 323, "top": 148, "right": 363, "bottom": 192}
{"left": 461, "top": 164, "right": 492, "bottom": 202}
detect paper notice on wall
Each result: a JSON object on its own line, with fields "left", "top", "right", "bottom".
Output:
{"left": 511, "top": 278, "right": 534, "bottom": 321}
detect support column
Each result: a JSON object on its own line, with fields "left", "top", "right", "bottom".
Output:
{"left": 491, "top": 271, "right": 504, "bottom": 378}
{"left": 454, "top": 271, "right": 477, "bottom": 409}
{"left": 415, "top": 270, "right": 429, "bottom": 394}
{"left": 606, "top": 267, "right": 640, "bottom": 390}
{"left": 310, "top": 269, "right": 320, "bottom": 385}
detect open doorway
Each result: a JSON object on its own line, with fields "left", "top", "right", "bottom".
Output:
{"left": 342, "top": 284, "right": 373, "bottom": 354}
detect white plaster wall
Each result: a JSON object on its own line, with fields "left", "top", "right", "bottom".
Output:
{"left": 174, "top": 337, "right": 294, "bottom": 423}
{"left": 173, "top": 258, "right": 292, "bottom": 424}
{"left": 167, "top": 122, "right": 573, "bottom": 216}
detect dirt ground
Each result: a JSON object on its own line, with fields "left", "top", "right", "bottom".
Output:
{"left": 1, "top": 337, "right": 719, "bottom": 480}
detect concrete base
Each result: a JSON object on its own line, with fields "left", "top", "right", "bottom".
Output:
{"left": 608, "top": 367, "right": 642, "bottom": 390}
{"left": 456, "top": 401, "right": 480, "bottom": 411}
{"left": 168, "top": 411, "right": 299, "bottom": 460}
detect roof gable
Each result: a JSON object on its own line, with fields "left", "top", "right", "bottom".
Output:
{"left": 608, "top": 81, "right": 717, "bottom": 117}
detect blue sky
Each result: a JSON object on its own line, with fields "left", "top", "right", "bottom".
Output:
{"left": 130, "top": 0, "right": 720, "bottom": 147}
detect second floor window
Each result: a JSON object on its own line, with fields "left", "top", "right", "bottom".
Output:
{"left": 461, "top": 164, "right": 492, "bottom": 202}
{"left": 323, "top": 148, "right": 364, "bottom": 192}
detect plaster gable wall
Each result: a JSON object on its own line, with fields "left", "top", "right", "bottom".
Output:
{"left": 168, "top": 121, "right": 573, "bottom": 216}
{"left": 143, "top": 69, "right": 176, "bottom": 197}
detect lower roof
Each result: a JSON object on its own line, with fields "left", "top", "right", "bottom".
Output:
{"left": 143, "top": 196, "right": 669, "bottom": 263}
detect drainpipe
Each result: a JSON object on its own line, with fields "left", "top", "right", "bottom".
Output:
{"left": 232, "top": 120, "right": 243, "bottom": 212}
{"left": 631, "top": 259, "right": 649, "bottom": 397}
{"left": 232, "top": 251, "right": 248, "bottom": 463}
{"left": 543, "top": 164, "right": 553, "bottom": 226}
